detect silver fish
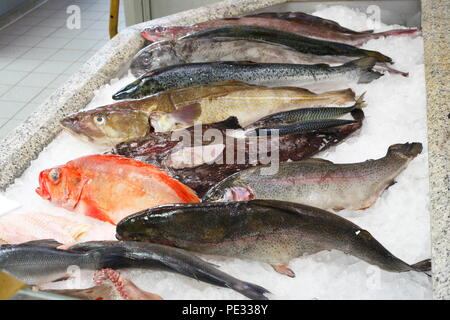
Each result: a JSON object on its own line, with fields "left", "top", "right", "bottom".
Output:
{"left": 203, "top": 143, "right": 423, "bottom": 211}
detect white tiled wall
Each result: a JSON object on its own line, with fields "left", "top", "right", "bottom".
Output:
{"left": 0, "top": 0, "right": 126, "bottom": 138}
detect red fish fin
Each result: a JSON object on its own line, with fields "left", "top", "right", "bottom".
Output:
{"left": 271, "top": 264, "right": 296, "bottom": 278}
{"left": 79, "top": 200, "right": 116, "bottom": 225}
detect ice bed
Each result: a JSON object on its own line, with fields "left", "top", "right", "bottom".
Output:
{"left": 0, "top": 0, "right": 448, "bottom": 299}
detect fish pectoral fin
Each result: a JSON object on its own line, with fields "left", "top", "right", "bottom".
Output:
{"left": 271, "top": 264, "right": 296, "bottom": 278}
{"left": 19, "top": 239, "right": 63, "bottom": 248}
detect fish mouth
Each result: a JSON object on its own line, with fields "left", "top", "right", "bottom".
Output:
{"left": 36, "top": 170, "right": 51, "bottom": 200}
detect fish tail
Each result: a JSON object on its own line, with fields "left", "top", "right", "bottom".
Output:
{"left": 387, "top": 142, "right": 423, "bottom": 159}
{"left": 410, "top": 259, "right": 431, "bottom": 276}
{"left": 347, "top": 57, "right": 383, "bottom": 84}
{"left": 354, "top": 92, "right": 367, "bottom": 109}
{"left": 230, "top": 281, "right": 270, "bottom": 300}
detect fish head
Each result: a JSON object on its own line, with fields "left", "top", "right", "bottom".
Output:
{"left": 130, "top": 41, "right": 183, "bottom": 77}
{"left": 36, "top": 165, "right": 86, "bottom": 210}
{"left": 203, "top": 185, "right": 255, "bottom": 202}
{"left": 61, "top": 107, "right": 151, "bottom": 146}
{"left": 116, "top": 205, "right": 187, "bottom": 245}
{"left": 112, "top": 77, "right": 164, "bottom": 100}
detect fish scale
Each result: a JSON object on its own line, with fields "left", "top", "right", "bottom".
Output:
{"left": 112, "top": 58, "right": 382, "bottom": 100}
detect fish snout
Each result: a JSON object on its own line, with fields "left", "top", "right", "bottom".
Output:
{"left": 36, "top": 170, "right": 51, "bottom": 200}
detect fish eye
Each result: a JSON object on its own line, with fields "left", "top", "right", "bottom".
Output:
{"left": 49, "top": 168, "right": 60, "bottom": 183}
{"left": 141, "top": 53, "right": 151, "bottom": 65}
{"left": 93, "top": 114, "right": 106, "bottom": 126}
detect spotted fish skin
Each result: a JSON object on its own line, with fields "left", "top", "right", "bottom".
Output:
{"left": 113, "top": 58, "right": 381, "bottom": 100}
{"left": 203, "top": 143, "right": 423, "bottom": 211}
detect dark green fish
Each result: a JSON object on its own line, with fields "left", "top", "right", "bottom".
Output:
{"left": 181, "top": 25, "right": 392, "bottom": 63}
{"left": 113, "top": 58, "right": 381, "bottom": 100}
{"left": 116, "top": 200, "right": 431, "bottom": 278}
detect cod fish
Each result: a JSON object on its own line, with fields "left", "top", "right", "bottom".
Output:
{"left": 141, "top": 12, "right": 419, "bottom": 46}
{"left": 116, "top": 200, "right": 431, "bottom": 278}
{"left": 67, "top": 241, "right": 269, "bottom": 300}
{"left": 62, "top": 81, "right": 356, "bottom": 146}
{"left": 36, "top": 155, "right": 200, "bottom": 225}
{"left": 112, "top": 58, "right": 381, "bottom": 100}
{"left": 114, "top": 110, "right": 364, "bottom": 197}
{"left": 203, "top": 143, "right": 423, "bottom": 210}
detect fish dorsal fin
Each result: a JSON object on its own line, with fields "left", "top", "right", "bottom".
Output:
{"left": 299, "top": 158, "right": 335, "bottom": 165}
{"left": 20, "top": 239, "right": 63, "bottom": 248}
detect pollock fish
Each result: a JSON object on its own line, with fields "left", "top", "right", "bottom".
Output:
{"left": 36, "top": 155, "right": 200, "bottom": 225}
{"left": 181, "top": 25, "right": 392, "bottom": 63}
{"left": 112, "top": 58, "right": 381, "bottom": 100}
{"left": 114, "top": 110, "right": 364, "bottom": 197}
{"left": 67, "top": 241, "right": 269, "bottom": 300}
{"left": 141, "top": 12, "right": 419, "bottom": 46}
{"left": 203, "top": 143, "right": 423, "bottom": 210}
{"left": 62, "top": 81, "right": 356, "bottom": 145}
{"left": 116, "top": 200, "right": 431, "bottom": 278}
{"left": 0, "top": 212, "right": 115, "bottom": 245}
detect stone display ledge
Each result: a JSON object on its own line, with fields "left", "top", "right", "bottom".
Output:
{"left": 0, "top": 0, "right": 447, "bottom": 299}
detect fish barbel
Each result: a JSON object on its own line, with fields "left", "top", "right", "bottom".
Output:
{"left": 203, "top": 142, "right": 423, "bottom": 210}
{"left": 116, "top": 200, "right": 431, "bottom": 278}
{"left": 36, "top": 155, "right": 200, "bottom": 225}
{"left": 62, "top": 81, "right": 356, "bottom": 145}
{"left": 141, "top": 12, "right": 419, "bottom": 46}
{"left": 112, "top": 58, "right": 381, "bottom": 100}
